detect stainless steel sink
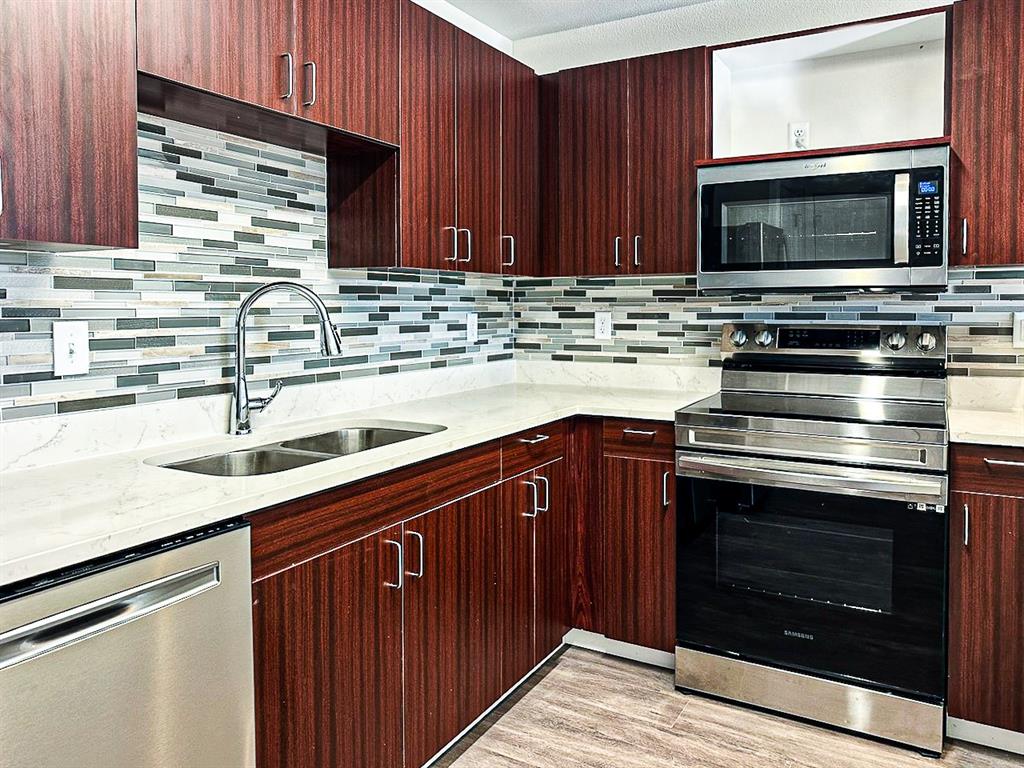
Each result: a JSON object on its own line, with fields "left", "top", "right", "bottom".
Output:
{"left": 161, "top": 422, "right": 446, "bottom": 476}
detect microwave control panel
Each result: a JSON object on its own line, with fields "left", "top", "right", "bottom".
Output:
{"left": 910, "top": 167, "right": 945, "bottom": 264}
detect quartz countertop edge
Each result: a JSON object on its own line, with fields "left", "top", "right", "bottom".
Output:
{"left": 0, "top": 383, "right": 711, "bottom": 588}
{"left": 948, "top": 407, "right": 1024, "bottom": 450}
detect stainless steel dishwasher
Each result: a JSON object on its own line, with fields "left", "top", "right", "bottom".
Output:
{"left": 0, "top": 520, "right": 256, "bottom": 768}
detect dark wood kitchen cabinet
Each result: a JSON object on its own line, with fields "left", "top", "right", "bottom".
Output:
{"left": 501, "top": 55, "right": 541, "bottom": 275}
{"left": 534, "top": 458, "right": 572, "bottom": 662}
{"left": 602, "top": 420, "right": 676, "bottom": 652}
{"left": 501, "top": 471, "right": 538, "bottom": 688}
{"left": 950, "top": 0, "right": 1024, "bottom": 266}
{"left": 252, "top": 525, "right": 404, "bottom": 768}
{"left": 948, "top": 445, "right": 1024, "bottom": 733}
{"left": 0, "top": 0, "right": 138, "bottom": 248}
{"left": 404, "top": 485, "right": 503, "bottom": 768}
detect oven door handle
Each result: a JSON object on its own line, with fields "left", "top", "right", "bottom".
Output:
{"left": 893, "top": 172, "right": 911, "bottom": 266}
{"left": 675, "top": 454, "right": 947, "bottom": 505}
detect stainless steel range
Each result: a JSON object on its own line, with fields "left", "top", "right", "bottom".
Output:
{"left": 674, "top": 323, "right": 948, "bottom": 755}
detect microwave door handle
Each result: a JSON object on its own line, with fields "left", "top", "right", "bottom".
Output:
{"left": 893, "top": 172, "right": 910, "bottom": 265}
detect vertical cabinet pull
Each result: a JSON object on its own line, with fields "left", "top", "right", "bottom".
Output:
{"left": 613, "top": 236, "right": 622, "bottom": 268}
{"left": 523, "top": 480, "right": 539, "bottom": 518}
{"left": 458, "top": 228, "right": 472, "bottom": 263}
{"left": 963, "top": 503, "right": 970, "bottom": 548}
{"left": 384, "top": 539, "right": 403, "bottom": 589}
{"left": 280, "top": 53, "right": 294, "bottom": 100}
{"left": 405, "top": 531, "right": 425, "bottom": 578}
{"left": 961, "top": 218, "right": 968, "bottom": 256}
{"left": 302, "top": 61, "right": 317, "bottom": 106}
{"left": 443, "top": 226, "right": 458, "bottom": 262}
{"left": 662, "top": 471, "right": 671, "bottom": 508}
{"left": 501, "top": 235, "right": 516, "bottom": 267}
{"left": 536, "top": 474, "right": 550, "bottom": 513}
{"left": 633, "top": 235, "right": 641, "bottom": 267}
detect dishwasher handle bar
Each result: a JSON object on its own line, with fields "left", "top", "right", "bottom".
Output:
{"left": 0, "top": 562, "right": 221, "bottom": 670}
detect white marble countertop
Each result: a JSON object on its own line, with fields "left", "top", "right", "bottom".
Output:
{"left": 948, "top": 407, "right": 1024, "bottom": 449}
{"left": 0, "top": 383, "right": 711, "bottom": 587}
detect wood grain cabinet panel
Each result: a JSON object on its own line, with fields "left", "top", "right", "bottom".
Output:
{"left": 252, "top": 526, "right": 404, "bottom": 768}
{"left": 535, "top": 458, "right": 572, "bottom": 663}
{"left": 295, "top": 0, "right": 400, "bottom": 143}
{"left": 0, "top": 0, "right": 138, "bottom": 248}
{"left": 501, "top": 55, "right": 540, "bottom": 275}
{"left": 602, "top": 454, "right": 676, "bottom": 652}
{"left": 952, "top": 444, "right": 1024, "bottom": 498}
{"left": 948, "top": 491, "right": 1024, "bottom": 731}
{"left": 603, "top": 418, "right": 676, "bottom": 461}
{"left": 502, "top": 420, "right": 567, "bottom": 478}
{"left": 501, "top": 472, "right": 537, "bottom": 689}
{"left": 137, "top": 0, "right": 294, "bottom": 114}
{"left": 950, "top": 0, "right": 1024, "bottom": 265}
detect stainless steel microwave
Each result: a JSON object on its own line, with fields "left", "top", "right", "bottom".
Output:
{"left": 696, "top": 146, "right": 950, "bottom": 294}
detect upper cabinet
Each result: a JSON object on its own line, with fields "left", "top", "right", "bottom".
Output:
{"left": 950, "top": 0, "right": 1024, "bottom": 266}
{"left": 0, "top": 0, "right": 138, "bottom": 248}
{"left": 137, "top": 0, "right": 399, "bottom": 144}
{"left": 501, "top": 56, "right": 540, "bottom": 275}
{"left": 552, "top": 49, "right": 707, "bottom": 276}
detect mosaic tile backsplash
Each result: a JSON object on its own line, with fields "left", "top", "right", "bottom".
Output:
{"left": 1, "top": 115, "right": 1022, "bottom": 422}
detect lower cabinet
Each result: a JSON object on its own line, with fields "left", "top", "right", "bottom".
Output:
{"left": 535, "top": 458, "right": 571, "bottom": 663}
{"left": 252, "top": 525, "right": 404, "bottom": 768}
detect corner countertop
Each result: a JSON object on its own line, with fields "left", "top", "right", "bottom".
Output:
{"left": 948, "top": 407, "right": 1024, "bottom": 450}
{"left": 0, "top": 383, "right": 711, "bottom": 588}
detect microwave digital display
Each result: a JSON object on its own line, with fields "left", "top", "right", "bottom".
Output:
{"left": 917, "top": 180, "right": 938, "bottom": 195}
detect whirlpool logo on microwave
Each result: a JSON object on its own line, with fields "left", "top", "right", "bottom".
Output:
{"left": 784, "top": 629, "right": 815, "bottom": 641}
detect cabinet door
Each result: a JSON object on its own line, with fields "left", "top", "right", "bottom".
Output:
{"left": 455, "top": 31, "right": 503, "bottom": 274}
{"left": 252, "top": 526, "right": 404, "bottom": 768}
{"left": 400, "top": 1, "right": 457, "bottom": 268}
{"left": 557, "top": 62, "right": 630, "bottom": 276}
{"left": 1, "top": 0, "right": 137, "bottom": 248}
{"left": 294, "top": 0, "right": 399, "bottom": 143}
{"left": 628, "top": 48, "right": 708, "bottom": 274}
{"left": 535, "top": 459, "right": 572, "bottom": 662}
{"left": 501, "top": 55, "right": 540, "bottom": 276}
{"left": 501, "top": 473, "right": 537, "bottom": 689}
{"left": 137, "top": 0, "right": 294, "bottom": 114}
{"left": 603, "top": 456, "right": 676, "bottom": 652}
{"left": 949, "top": 491, "right": 1024, "bottom": 731}
{"left": 950, "top": 0, "right": 1024, "bottom": 266}
{"left": 404, "top": 486, "right": 503, "bottom": 768}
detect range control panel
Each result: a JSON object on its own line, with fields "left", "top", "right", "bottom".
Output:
{"left": 911, "top": 167, "right": 945, "bottom": 265}
{"left": 721, "top": 324, "right": 946, "bottom": 361}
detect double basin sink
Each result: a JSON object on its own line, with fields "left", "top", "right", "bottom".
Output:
{"left": 163, "top": 422, "right": 446, "bottom": 477}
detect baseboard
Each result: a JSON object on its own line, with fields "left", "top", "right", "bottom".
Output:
{"left": 947, "top": 717, "right": 1024, "bottom": 756}
{"left": 563, "top": 628, "right": 675, "bottom": 669}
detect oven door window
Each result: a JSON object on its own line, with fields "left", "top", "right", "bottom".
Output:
{"left": 677, "top": 478, "right": 946, "bottom": 701}
{"left": 700, "top": 171, "right": 897, "bottom": 272}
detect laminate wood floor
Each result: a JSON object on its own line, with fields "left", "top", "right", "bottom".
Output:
{"left": 440, "top": 648, "right": 1024, "bottom": 768}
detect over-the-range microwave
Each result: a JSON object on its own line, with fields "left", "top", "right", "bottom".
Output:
{"left": 696, "top": 146, "right": 950, "bottom": 294}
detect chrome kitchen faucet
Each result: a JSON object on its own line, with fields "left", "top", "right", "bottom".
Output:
{"left": 230, "top": 281, "right": 342, "bottom": 435}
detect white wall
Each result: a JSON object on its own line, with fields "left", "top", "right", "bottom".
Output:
{"left": 717, "top": 39, "right": 947, "bottom": 156}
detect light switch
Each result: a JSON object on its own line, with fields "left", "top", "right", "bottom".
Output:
{"left": 595, "top": 311, "right": 613, "bottom": 340}
{"left": 467, "top": 312, "right": 479, "bottom": 345}
{"left": 53, "top": 321, "right": 90, "bottom": 376}
{"left": 1014, "top": 312, "right": 1024, "bottom": 349}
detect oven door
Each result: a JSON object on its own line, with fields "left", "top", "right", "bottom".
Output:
{"left": 676, "top": 456, "right": 947, "bottom": 702}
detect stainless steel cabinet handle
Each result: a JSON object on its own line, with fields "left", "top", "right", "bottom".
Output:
{"left": 501, "top": 235, "right": 516, "bottom": 267}
{"left": 962, "top": 218, "right": 968, "bottom": 256}
{"left": 384, "top": 539, "right": 403, "bottom": 589}
{"left": 537, "top": 474, "right": 550, "bottom": 513}
{"left": 0, "top": 562, "right": 220, "bottom": 670}
{"left": 518, "top": 434, "right": 550, "bottom": 445}
{"left": 614, "top": 236, "right": 622, "bottom": 268}
{"left": 623, "top": 428, "right": 657, "bottom": 437}
{"left": 662, "top": 471, "right": 671, "bottom": 508}
{"left": 983, "top": 458, "right": 1024, "bottom": 470}
{"left": 280, "top": 53, "right": 294, "bottom": 99}
{"left": 0, "top": 154, "right": 5, "bottom": 217}
{"left": 443, "top": 225, "right": 458, "bottom": 262}
{"left": 523, "top": 479, "right": 539, "bottom": 518}
{"left": 405, "top": 531, "right": 425, "bottom": 578}
{"left": 302, "top": 60, "right": 317, "bottom": 106}
{"left": 633, "top": 235, "right": 641, "bottom": 267}
{"left": 963, "top": 503, "right": 970, "bottom": 548}
{"left": 458, "top": 228, "right": 472, "bottom": 263}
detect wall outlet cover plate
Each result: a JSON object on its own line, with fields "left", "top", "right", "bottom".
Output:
{"left": 467, "top": 312, "right": 479, "bottom": 345}
{"left": 53, "top": 321, "right": 90, "bottom": 376}
{"left": 595, "top": 311, "right": 613, "bottom": 340}
{"left": 1013, "top": 312, "right": 1024, "bottom": 349}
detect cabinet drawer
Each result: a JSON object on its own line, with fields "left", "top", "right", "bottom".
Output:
{"left": 603, "top": 418, "right": 674, "bottom": 461}
{"left": 951, "top": 443, "right": 1024, "bottom": 498}
{"left": 502, "top": 420, "right": 566, "bottom": 477}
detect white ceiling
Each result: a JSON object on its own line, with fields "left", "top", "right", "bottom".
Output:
{"left": 444, "top": 0, "right": 714, "bottom": 41}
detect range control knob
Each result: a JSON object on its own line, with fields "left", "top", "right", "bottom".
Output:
{"left": 754, "top": 329, "right": 774, "bottom": 348}
{"left": 917, "top": 332, "right": 938, "bottom": 352}
{"left": 729, "top": 329, "right": 748, "bottom": 348}
{"left": 885, "top": 332, "right": 907, "bottom": 351}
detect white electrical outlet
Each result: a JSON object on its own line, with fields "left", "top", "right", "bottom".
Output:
{"left": 1013, "top": 312, "right": 1024, "bottom": 349}
{"left": 53, "top": 321, "right": 90, "bottom": 376}
{"left": 789, "top": 121, "right": 810, "bottom": 151}
{"left": 466, "top": 312, "right": 479, "bottom": 345}
{"left": 595, "top": 311, "right": 613, "bottom": 341}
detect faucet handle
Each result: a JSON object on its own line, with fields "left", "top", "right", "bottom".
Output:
{"left": 250, "top": 380, "right": 284, "bottom": 413}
